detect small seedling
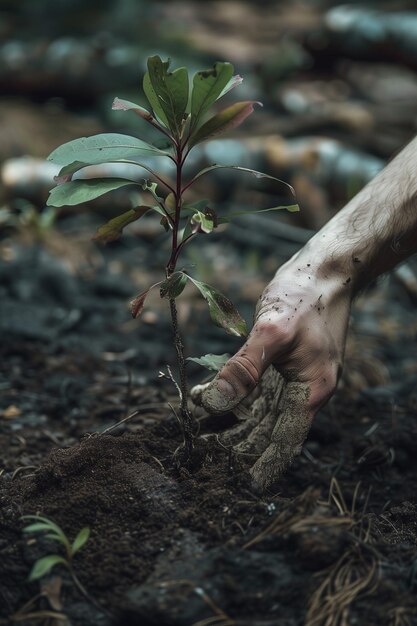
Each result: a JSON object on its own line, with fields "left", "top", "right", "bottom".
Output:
{"left": 46, "top": 56, "right": 298, "bottom": 461}
{"left": 22, "top": 515, "right": 110, "bottom": 616}
{"left": 22, "top": 515, "right": 90, "bottom": 582}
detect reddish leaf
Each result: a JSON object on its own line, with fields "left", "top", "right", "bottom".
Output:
{"left": 189, "top": 101, "right": 261, "bottom": 148}
{"left": 112, "top": 97, "right": 154, "bottom": 122}
{"left": 93, "top": 206, "right": 150, "bottom": 243}
{"left": 54, "top": 173, "right": 73, "bottom": 184}
{"left": 130, "top": 281, "right": 162, "bottom": 318}
{"left": 130, "top": 289, "right": 151, "bottom": 319}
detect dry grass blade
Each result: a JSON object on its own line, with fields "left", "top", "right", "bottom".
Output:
{"left": 5, "top": 610, "right": 70, "bottom": 623}
{"left": 99, "top": 402, "right": 168, "bottom": 435}
{"left": 305, "top": 548, "right": 379, "bottom": 626}
{"left": 388, "top": 607, "right": 416, "bottom": 626}
{"left": 243, "top": 487, "right": 319, "bottom": 549}
{"left": 192, "top": 617, "right": 236, "bottom": 626}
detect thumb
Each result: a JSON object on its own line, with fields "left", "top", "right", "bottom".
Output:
{"left": 201, "top": 326, "right": 273, "bottom": 414}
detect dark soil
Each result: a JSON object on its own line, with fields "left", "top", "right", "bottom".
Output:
{"left": 2, "top": 316, "right": 417, "bottom": 626}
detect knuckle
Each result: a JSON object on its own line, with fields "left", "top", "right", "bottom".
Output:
{"left": 255, "top": 319, "right": 294, "bottom": 348}
{"left": 224, "top": 354, "right": 259, "bottom": 391}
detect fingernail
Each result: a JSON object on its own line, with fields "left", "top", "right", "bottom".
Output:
{"left": 202, "top": 379, "right": 236, "bottom": 414}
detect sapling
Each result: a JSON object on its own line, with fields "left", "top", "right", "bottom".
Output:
{"left": 22, "top": 515, "right": 90, "bottom": 590}
{"left": 47, "top": 56, "right": 298, "bottom": 461}
{"left": 22, "top": 515, "right": 109, "bottom": 615}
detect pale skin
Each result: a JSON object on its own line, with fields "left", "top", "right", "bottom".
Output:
{"left": 201, "top": 137, "right": 417, "bottom": 467}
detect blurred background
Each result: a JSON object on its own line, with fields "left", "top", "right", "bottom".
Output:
{"left": 0, "top": 0, "right": 416, "bottom": 405}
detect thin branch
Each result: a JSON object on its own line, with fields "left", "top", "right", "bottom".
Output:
{"left": 180, "top": 145, "right": 191, "bottom": 165}
{"left": 99, "top": 403, "right": 168, "bottom": 435}
{"left": 159, "top": 366, "right": 182, "bottom": 400}
{"left": 70, "top": 569, "right": 112, "bottom": 618}
{"left": 174, "top": 232, "right": 197, "bottom": 264}
{"left": 143, "top": 165, "right": 176, "bottom": 195}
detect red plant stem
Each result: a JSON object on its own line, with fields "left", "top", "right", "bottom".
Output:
{"left": 147, "top": 169, "right": 176, "bottom": 195}
{"left": 165, "top": 143, "right": 196, "bottom": 459}
{"left": 174, "top": 233, "right": 197, "bottom": 265}
{"left": 167, "top": 144, "right": 183, "bottom": 274}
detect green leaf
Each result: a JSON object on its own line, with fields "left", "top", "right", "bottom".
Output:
{"left": 29, "top": 555, "right": 68, "bottom": 581}
{"left": 151, "top": 137, "right": 173, "bottom": 151}
{"left": 146, "top": 56, "right": 189, "bottom": 136}
{"left": 217, "top": 75, "right": 243, "bottom": 99}
{"left": 160, "top": 215, "right": 171, "bottom": 231}
{"left": 181, "top": 216, "right": 194, "bottom": 242}
{"left": 160, "top": 273, "right": 188, "bottom": 299}
{"left": 189, "top": 101, "right": 261, "bottom": 148}
{"left": 23, "top": 523, "right": 54, "bottom": 534}
{"left": 142, "top": 180, "right": 163, "bottom": 206}
{"left": 72, "top": 527, "right": 90, "bottom": 555}
{"left": 181, "top": 202, "right": 217, "bottom": 239}
{"left": 219, "top": 204, "right": 300, "bottom": 222}
{"left": 93, "top": 206, "right": 151, "bottom": 243}
{"left": 186, "top": 275, "right": 248, "bottom": 337}
{"left": 187, "top": 353, "right": 230, "bottom": 372}
{"left": 47, "top": 178, "right": 139, "bottom": 208}
{"left": 22, "top": 515, "right": 54, "bottom": 524}
{"left": 43, "top": 533, "right": 67, "bottom": 544}
{"left": 21, "top": 516, "right": 69, "bottom": 551}
{"left": 140, "top": 180, "right": 170, "bottom": 221}
{"left": 143, "top": 71, "right": 170, "bottom": 127}
{"left": 187, "top": 165, "right": 296, "bottom": 198}
{"left": 190, "top": 62, "right": 234, "bottom": 132}
{"left": 165, "top": 192, "right": 176, "bottom": 211}
{"left": 190, "top": 211, "right": 215, "bottom": 234}
{"left": 48, "top": 133, "right": 169, "bottom": 180}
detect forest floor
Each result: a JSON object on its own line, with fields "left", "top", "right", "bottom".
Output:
{"left": 1, "top": 233, "right": 417, "bottom": 626}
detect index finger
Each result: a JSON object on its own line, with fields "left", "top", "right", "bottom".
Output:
{"left": 249, "top": 378, "right": 312, "bottom": 490}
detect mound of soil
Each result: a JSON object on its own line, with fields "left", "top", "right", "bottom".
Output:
{"left": 2, "top": 397, "right": 417, "bottom": 626}
{"left": 0, "top": 420, "right": 301, "bottom": 626}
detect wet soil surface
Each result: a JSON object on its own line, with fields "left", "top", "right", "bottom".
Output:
{"left": 1, "top": 243, "right": 417, "bottom": 626}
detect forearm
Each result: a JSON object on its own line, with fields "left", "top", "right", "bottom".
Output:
{"left": 291, "top": 137, "right": 417, "bottom": 293}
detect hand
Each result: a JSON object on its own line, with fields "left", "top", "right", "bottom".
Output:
{"left": 201, "top": 134, "right": 417, "bottom": 488}
{"left": 200, "top": 255, "right": 353, "bottom": 487}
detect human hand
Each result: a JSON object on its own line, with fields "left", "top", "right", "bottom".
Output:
{"left": 200, "top": 255, "right": 353, "bottom": 488}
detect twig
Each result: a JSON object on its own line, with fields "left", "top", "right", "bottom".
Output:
{"left": 168, "top": 296, "right": 197, "bottom": 458}
{"left": 98, "top": 403, "right": 168, "bottom": 435}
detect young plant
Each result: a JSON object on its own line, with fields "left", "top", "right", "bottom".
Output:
{"left": 22, "top": 515, "right": 90, "bottom": 584}
{"left": 46, "top": 56, "right": 298, "bottom": 460}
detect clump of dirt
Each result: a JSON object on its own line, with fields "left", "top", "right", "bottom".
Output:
{"left": 0, "top": 423, "right": 276, "bottom": 625}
